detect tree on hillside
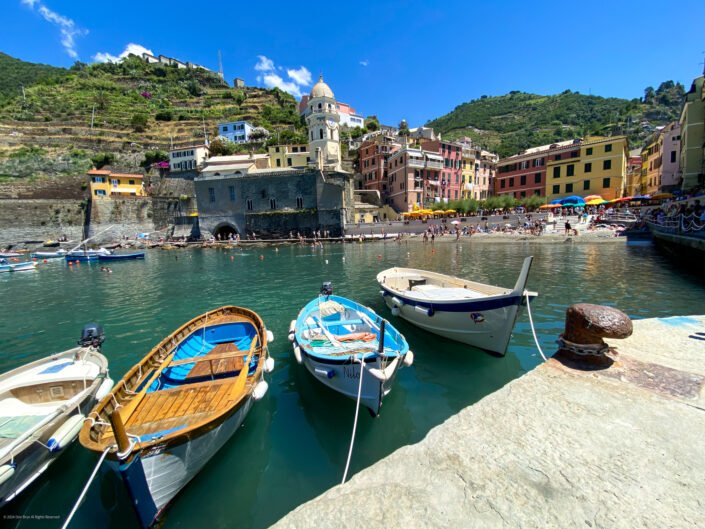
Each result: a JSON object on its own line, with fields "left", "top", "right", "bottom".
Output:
{"left": 130, "top": 113, "right": 148, "bottom": 132}
{"left": 207, "top": 138, "right": 235, "bottom": 157}
{"left": 643, "top": 86, "right": 655, "bottom": 104}
{"left": 398, "top": 119, "right": 410, "bottom": 136}
{"left": 365, "top": 117, "right": 379, "bottom": 131}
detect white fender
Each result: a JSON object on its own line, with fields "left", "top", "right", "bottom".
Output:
{"left": 403, "top": 350, "right": 414, "bottom": 367}
{"left": 293, "top": 345, "right": 302, "bottom": 364}
{"left": 0, "top": 465, "right": 15, "bottom": 486}
{"left": 264, "top": 357, "right": 275, "bottom": 373}
{"left": 366, "top": 357, "right": 400, "bottom": 382}
{"left": 95, "top": 377, "right": 114, "bottom": 401}
{"left": 391, "top": 296, "right": 404, "bottom": 307}
{"left": 266, "top": 330, "right": 274, "bottom": 343}
{"left": 288, "top": 320, "right": 297, "bottom": 342}
{"left": 252, "top": 380, "right": 269, "bottom": 400}
{"left": 47, "top": 414, "right": 85, "bottom": 452}
{"left": 391, "top": 306, "right": 401, "bottom": 317}
{"left": 414, "top": 305, "right": 430, "bottom": 316}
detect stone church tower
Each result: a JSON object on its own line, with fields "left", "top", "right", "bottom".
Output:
{"left": 306, "top": 75, "right": 342, "bottom": 171}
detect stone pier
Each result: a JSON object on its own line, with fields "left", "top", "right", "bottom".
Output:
{"left": 272, "top": 315, "right": 705, "bottom": 529}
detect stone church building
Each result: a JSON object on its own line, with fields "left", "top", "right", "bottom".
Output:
{"left": 194, "top": 76, "right": 354, "bottom": 238}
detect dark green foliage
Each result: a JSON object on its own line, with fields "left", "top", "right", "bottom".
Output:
{"left": 142, "top": 150, "right": 168, "bottom": 168}
{"left": 428, "top": 83, "right": 685, "bottom": 157}
{"left": 155, "top": 110, "right": 173, "bottom": 121}
{"left": 207, "top": 138, "right": 236, "bottom": 156}
{"left": 0, "top": 52, "right": 67, "bottom": 104}
{"left": 90, "top": 152, "right": 116, "bottom": 169}
{"left": 131, "top": 113, "right": 148, "bottom": 132}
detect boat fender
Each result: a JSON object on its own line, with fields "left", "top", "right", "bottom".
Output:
{"left": 293, "top": 345, "right": 303, "bottom": 364}
{"left": 414, "top": 305, "right": 430, "bottom": 316}
{"left": 95, "top": 377, "right": 114, "bottom": 401}
{"left": 0, "top": 464, "right": 15, "bottom": 486}
{"left": 253, "top": 380, "right": 269, "bottom": 401}
{"left": 403, "top": 350, "right": 415, "bottom": 367}
{"left": 288, "top": 320, "right": 297, "bottom": 342}
{"left": 264, "top": 357, "right": 275, "bottom": 373}
{"left": 391, "top": 296, "right": 404, "bottom": 307}
{"left": 47, "top": 414, "right": 85, "bottom": 452}
{"left": 391, "top": 306, "right": 401, "bottom": 317}
{"left": 314, "top": 368, "right": 335, "bottom": 379}
{"left": 366, "top": 357, "right": 400, "bottom": 382}
{"left": 379, "top": 290, "right": 387, "bottom": 297}
{"left": 266, "top": 330, "right": 274, "bottom": 343}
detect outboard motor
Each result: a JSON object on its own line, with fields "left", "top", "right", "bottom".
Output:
{"left": 320, "top": 281, "right": 333, "bottom": 297}
{"left": 79, "top": 323, "right": 105, "bottom": 349}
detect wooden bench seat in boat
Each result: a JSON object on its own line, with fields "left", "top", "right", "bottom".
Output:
{"left": 184, "top": 342, "right": 245, "bottom": 380}
{"left": 410, "top": 284, "right": 487, "bottom": 300}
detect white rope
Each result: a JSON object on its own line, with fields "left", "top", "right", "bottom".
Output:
{"left": 341, "top": 356, "right": 365, "bottom": 484}
{"left": 524, "top": 291, "right": 547, "bottom": 362}
{"left": 61, "top": 446, "right": 113, "bottom": 529}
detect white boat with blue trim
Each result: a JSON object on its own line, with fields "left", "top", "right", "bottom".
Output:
{"left": 0, "top": 325, "right": 113, "bottom": 505}
{"left": 0, "top": 258, "right": 37, "bottom": 273}
{"left": 377, "top": 256, "right": 536, "bottom": 356}
{"left": 79, "top": 306, "right": 274, "bottom": 528}
{"left": 289, "top": 283, "right": 413, "bottom": 417}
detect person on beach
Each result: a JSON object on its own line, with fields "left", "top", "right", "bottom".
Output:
{"left": 565, "top": 220, "right": 572, "bottom": 235}
{"left": 423, "top": 232, "right": 428, "bottom": 244}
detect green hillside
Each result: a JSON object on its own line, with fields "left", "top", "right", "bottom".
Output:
{"left": 0, "top": 54, "right": 305, "bottom": 179}
{"left": 0, "top": 52, "right": 68, "bottom": 104}
{"left": 427, "top": 82, "right": 685, "bottom": 157}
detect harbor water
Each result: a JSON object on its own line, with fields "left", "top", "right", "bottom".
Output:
{"left": 1, "top": 240, "right": 704, "bottom": 528}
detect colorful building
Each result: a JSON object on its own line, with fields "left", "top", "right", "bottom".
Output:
{"left": 641, "top": 136, "right": 661, "bottom": 196}
{"left": 169, "top": 145, "right": 208, "bottom": 172}
{"left": 495, "top": 141, "right": 560, "bottom": 199}
{"left": 679, "top": 74, "right": 705, "bottom": 190}
{"left": 88, "top": 169, "right": 145, "bottom": 198}
{"left": 545, "top": 136, "right": 628, "bottom": 202}
{"left": 358, "top": 134, "right": 400, "bottom": 194}
{"left": 420, "top": 139, "right": 464, "bottom": 202}
{"left": 386, "top": 146, "right": 443, "bottom": 212}
{"left": 218, "top": 121, "right": 255, "bottom": 143}
{"left": 625, "top": 152, "right": 643, "bottom": 197}
{"left": 299, "top": 95, "right": 364, "bottom": 128}
{"left": 268, "top": 144, "right": 310, "bottom": 168}
{"left": 660, "top": 122, "right": 681, "bottom": 192}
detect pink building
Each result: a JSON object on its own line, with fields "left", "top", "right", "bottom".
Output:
{"left": 386, "top": 146, "right": 444, "bottom": 212}
{"left": 358, "top": 135, "right": 400, "bottom": 194}
{"left": 421, "top": 139, "right": 464, "bottom": 202}
{"left": 660, "top": 122, "right": 681, "bottom": 191}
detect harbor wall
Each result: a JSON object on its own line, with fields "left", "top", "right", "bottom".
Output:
{"left": 0, "top": 199, "right": 85, "bottom": 245}
{"left": 86, "top": 197, "right": 155, "bottom": 241}
{"left": 272, "top": 315, "right": 705, "bottom": 529}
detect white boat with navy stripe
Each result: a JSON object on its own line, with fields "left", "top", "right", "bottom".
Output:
{"left": 377, "top": 256, "right": 536, "bottom": 355}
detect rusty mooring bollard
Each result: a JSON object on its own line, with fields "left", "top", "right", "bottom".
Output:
{"left": 557, "top": 303, "right": 633, "bottom": 367}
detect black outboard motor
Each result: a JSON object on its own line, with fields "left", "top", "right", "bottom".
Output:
{"left": 320, "top": 281, "right": 333, "bottom": 297}
{"left": 79, "top": 323, "right": 105, "bottom": 349}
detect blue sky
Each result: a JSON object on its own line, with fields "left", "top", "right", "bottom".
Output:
{"left": 3, "top": 0, "right": 705, "bottom": 127}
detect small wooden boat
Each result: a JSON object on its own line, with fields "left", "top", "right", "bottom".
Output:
{"left": 289, "top": 283, "right": 413, "bottom": 416}
{"left": 0, "top": 259, "right": 37, "bottom": 273}
{"left": 0, "top": 325, "right": 113, "bottom": 505}
{"left": 66, "top": 248, "right": 111, "bottom": 262}
{"left": 0, "top": 252, "right": 22, "bottom": 259}
{"left": 377, "top": 256, "right": 536, "bottom": 356}
{"left": 98, "top": 251, "right": 145, "bottom": 261}
{"left": 79, "top": 306, "right": 274, "bottom": 528}
{"left": 31, "top": 249, "right": 67, "bottom": 259}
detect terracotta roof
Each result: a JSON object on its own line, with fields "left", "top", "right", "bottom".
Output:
{"left": 110, "top": 173, "right": 143, "bottom": 178}
{"left": 87, "top": 169, "right": 111, "bottom": 175}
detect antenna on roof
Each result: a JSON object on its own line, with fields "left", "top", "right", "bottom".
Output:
{"left": 218, "top": 50, "right": 224, "bottom": 80}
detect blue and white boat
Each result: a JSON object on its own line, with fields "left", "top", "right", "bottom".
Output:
{"left": 289, "top": 284, "right": 413, "bottom": 416}
{"left": 65, "top": 248, "right": 111, "bottom": 262}
{"left": 0, "top": 258, "right": 37, "bottom": 273}
{"left": 79, "top": 306, "right": 274, "bottom": 528}
{"left": 98, "top": 251, "right": 145, "bottom": 261}
{"left": 31, "top": 249, "right": 67, "bottom": 259}
{"left": 377, "top": 256, "right": 535, "bottom": 356}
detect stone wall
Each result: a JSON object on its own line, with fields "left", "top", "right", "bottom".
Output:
{"left": 87, "top": 197, "right": 155, "bottom": 241}
{"left": 0, "top": 199, "right": 85, "bottom": 245}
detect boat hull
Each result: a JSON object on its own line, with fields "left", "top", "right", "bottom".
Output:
{"left": 110, "top": 396, "right": 254, "bottom": 528}
{"left": 98, "top": 252, "right": 145, "bottom": 261}
{"left": 380, "top": 290, "right": 522, "bottom": 355}
{"left": 299, "top": 349, "right": 396, "bottom": 415}
{"left": 0, "top": 261, "right": 37, "bottom": 273}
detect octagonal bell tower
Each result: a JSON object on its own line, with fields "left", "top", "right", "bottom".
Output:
{"left": 306, "top": 75, "right": 341, "bottom": 171}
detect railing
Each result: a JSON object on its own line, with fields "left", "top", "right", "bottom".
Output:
{"left": 648, "top": 214, "right": 705, "bottom": 238}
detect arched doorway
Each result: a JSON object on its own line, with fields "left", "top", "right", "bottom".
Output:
{"left": 213, "top": 223, "right": 238, "bottom": 240}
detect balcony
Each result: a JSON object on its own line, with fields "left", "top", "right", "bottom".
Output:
{"left": 426, "top": 160, "right": 443, "bottom": 170}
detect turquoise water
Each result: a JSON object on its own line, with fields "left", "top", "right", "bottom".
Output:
{"left": 1, "top": 241, "right": 704, "bottom": 528}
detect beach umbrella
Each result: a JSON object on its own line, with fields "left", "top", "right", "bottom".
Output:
{"left": 584, "top": 195, "right": 603, "bottom": 201}
{"left": 550, "top": 199, "right": 562, "bottom": 205}
{"left": 586, "top": 198, "right": 608, "bottom": 205}
{"left": 651, "top": 193, "right": 673, "bottom": 200}
{"left": 632, "top": 195, "right": 651, "bottom": 201}
{"left": 451, "top": 220, "right": 460, "bottom": 225}
{"left": 445, "top": 209, "right": 457, "bottom": 214}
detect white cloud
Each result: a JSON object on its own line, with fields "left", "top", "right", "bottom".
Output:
{"left": 21, "top": 1, "right": 86, "bottom": 59}
{"left": 254, "top": 56, "right": 312, "bottom": 98}
{"left": 93, "top": 43, "right": 154, "bottom": 63}
{"left": 255, "top": 55, "right": 275, "bottom": 72}
{"left": 287, "top": 66, "right": 312, "bottom": 87}
{"left": 359, "top": 60, "right": 369, "bottom": 67}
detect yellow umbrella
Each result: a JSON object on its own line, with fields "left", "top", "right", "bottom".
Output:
{"left": 651, "top": 193, "right": 673, "bottom": 200}
{"left": 444, "top": 209, "right": 457, "bottom": 214}
{"left": 586, "top": 198, "right": 607, "bottom": 205}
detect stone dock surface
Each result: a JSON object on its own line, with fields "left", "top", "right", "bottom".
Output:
{"left": 271, "top": 315, "right": 705, "bottom": 529}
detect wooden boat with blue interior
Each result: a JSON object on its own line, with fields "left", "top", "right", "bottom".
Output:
{"left": 79, "top": 306, "right": 274, "bottom": 528}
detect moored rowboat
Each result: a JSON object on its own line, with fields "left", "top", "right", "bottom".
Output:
{"left": 377, "top": 256, "right": 536, "bottom": 356}
{"left": 290, "top": 283, "right": 413, "bottom": 416}
{"left": 79, "top": 306, "right": 274, "bottom": 528}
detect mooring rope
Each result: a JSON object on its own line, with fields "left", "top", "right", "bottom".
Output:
{"left": 524, "top": 291, "right": 547, "bottom": 362}
{"left": 341, "top": 356, "right": 365, "bottom": 484}
{"left": 61, "top": 445, "right": 113, "bottom": 529}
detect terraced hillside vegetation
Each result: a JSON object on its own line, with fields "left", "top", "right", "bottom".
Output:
{"left": 427, "top": 82, "right": 685, "bottom": 157}
{"left": 0, "top": 54, "right": 305, "bottom": 181}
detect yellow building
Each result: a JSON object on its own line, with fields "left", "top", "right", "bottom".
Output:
{"left": 88, "top": 169, "right": 145, "bottom": 198}
{"left": 641, "top": 137, "right": 661, "bottom": 195}
{"left": 545, "top": 136, "right": 628, "bottom": 202}
{"left": 679, "top": 75, "right": 705, "bottom": 190}
{"left": 268, "top": 144, "right": 310, "bottom": 169}
{"left": 460, "top": 146, "right": 477, "bottom": 199}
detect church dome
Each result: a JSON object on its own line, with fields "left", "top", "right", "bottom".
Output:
{"left": 310, "top": 75, "right": 334, "bottom": 99}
